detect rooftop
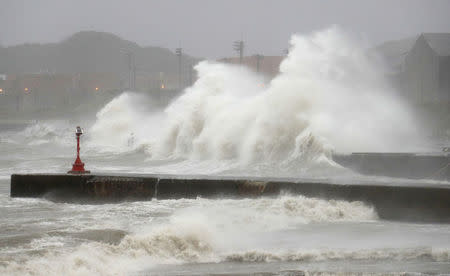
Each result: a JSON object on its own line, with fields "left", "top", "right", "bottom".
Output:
{"left": 422, "top": 33, "right": 450, "bottom": 56}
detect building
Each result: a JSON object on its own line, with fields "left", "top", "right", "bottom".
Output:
{"left": 134, "top": 72, "right": 179, "bottom": 92}
{"left": 375, "top": 33, "right": 450, "bottom": 135}
{"left": 0, "top": 72, "right": 125, "bottom": 113}
{"left": 376, "top": 33, "right": 450, "bottom": 106}
{"left": 76, "top": 72, "right": 121, "bottom": 95}
{"left": 0, "top": 74, "right": 73, "bottom": 112}
{"left": 219, "top": 56, "right": 284, "bottom": 79}
{"left": 402, "top": 33, "right": 450, "bottom": 105}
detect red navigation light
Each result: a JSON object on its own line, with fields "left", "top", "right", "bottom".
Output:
{"left": 68, "top": 126, "right": 90, "bottom": 174}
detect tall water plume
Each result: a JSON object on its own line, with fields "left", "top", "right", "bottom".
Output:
{"left": 151, "top": 28, "right": 419, "bottom": 160}
{"left": 90, "top": 27, "right": 421, "bottom": 173}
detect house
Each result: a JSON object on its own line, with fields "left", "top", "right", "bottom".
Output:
{"left": 402, "top": 33, "right": 450, "bottom": 105}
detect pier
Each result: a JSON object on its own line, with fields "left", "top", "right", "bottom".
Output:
{"left": 10, "top": 151, "right": 450, "bottom": 223}
{"left": 332, "top": 152, "right": 449, "bottom": 180}
{"left": 10, "top": 172, "right": 450, "bottom": 223}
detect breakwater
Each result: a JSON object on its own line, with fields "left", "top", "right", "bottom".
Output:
{"left": 10, "top": 173, "right": 450, "bottom": 223}
{"left": 332, "top": 153, "right": 449, "bottom": 180}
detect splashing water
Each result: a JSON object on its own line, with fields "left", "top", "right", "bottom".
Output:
{"left": 2, "top": 195, "right": 450, "bottom": 275}
{"left": 87, "top": 92, "right": 165, "bottom": 153}
{"left": 0, "top": 196, "right": 381, "bottom": 276}
{"left": 88, "top": 27, "right": 421, "bottom": 174}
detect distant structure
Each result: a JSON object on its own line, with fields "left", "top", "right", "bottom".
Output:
{"left": 402, "top": 34, "right": 450, "bottom": 105}
{"left": 121, "top": 50, "right": 136, "bottom": 91}
{"left": 0, "top": 73, "right": 121, "bottom": 113}
{"left": 233, "top": 40, "right": 244, "bottom": 64}
{"left": 175, "top": 47, "right": 182, "bottom": 89}
{"left": 254, "top": 54, "right": 264, "bottom": 73}
{"left": 219, "top": 56, "right": 283, "bottom": 78}
{"left": 376, "top": 33, "right": 450, "bottom": 105}
{"left": 0, "top": 31, "right": 200, "bottom": 93}
{"left": 0, "top": 31, "right": 202, "bottom": 115}
{"left": 375, "top": 33, "right": 450, "bottom": 135}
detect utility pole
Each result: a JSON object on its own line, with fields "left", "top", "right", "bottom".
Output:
{"left": 128, "top": 52, "right": 136, "bottom": 91}
{"left": 175, "top": 47, "right": 182, "bottom": 89}
{"left": 132, "top": 57, "right": 136, "bottom": 91}
{"left": 189, "top": 60, "right": 194, "bottom": 86}
{"left": 254, "top": 54, "right": 264, "bottom": 73}
{"left": 233, "top": 40, "right": 244, "bottom": 64}
{"left": 121, "top": 50, "right": 136, "bottom": 91}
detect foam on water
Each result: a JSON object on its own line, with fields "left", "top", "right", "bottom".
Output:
{"left": 87, "top": 92, "right": 165, "bottom": 153}
{"left": 3, "top": 243, "right": 449, "bottom": 276}
{"left": 0, "top": 195, "right": 380, "bottom": 275}
{"left": 1, "top": 27, "right": 423, "bottom": 177}
{"left": 0, "top": 121, "right": 72, "bottom": 147}
{"left": 2, "top": 188, "right": 450, "bottom": 275}
{"left": 2, "top": 227, "right": 449, "bottom": 276}
{"left": 0, "top": 27, "right": 445, "bottom": 276}
{"left": 85, "top": 27, "right": 421, "bottom": 176}
{"left": 224, "top": 247, "right": 450, "bottom": 263}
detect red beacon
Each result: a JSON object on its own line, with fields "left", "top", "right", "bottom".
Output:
{"left": 68, "top": 126, "right": 90, "bottom": 174}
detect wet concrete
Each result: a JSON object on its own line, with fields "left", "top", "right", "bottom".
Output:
{"left": 333, "top": 153, "right": 449, "bottom": 180}
{"left": 10, "top": 173, "right": 450, "bottom": 223}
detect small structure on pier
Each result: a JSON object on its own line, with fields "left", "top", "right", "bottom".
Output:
{"left": 68, "top": 126, "right": 90, "bottom": 174}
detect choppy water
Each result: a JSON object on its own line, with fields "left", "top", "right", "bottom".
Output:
{"left": 1, "top": 28, "right": 450, "bottom": 275}
{"left": 1, "top": 121, "right": 449, "bottom": 276}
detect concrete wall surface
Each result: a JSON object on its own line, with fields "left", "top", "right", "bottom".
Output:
{"left": 333, "top": 153, "right": 449, "bottom": 180}
{"left": 10, "top": 173, "right": 450, "bottom": 223}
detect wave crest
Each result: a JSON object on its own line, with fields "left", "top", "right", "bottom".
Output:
{"left": 225, "top": 247, "right": 450, "bottom": 263}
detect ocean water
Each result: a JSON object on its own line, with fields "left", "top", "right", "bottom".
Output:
{"left": 1, "top": 27, "right": 449, "bottom": 275}
{"left": 1, "top": 126, "right": 449, "bottom": 275}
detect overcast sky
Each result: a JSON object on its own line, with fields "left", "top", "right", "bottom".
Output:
{"left": 1, "top": 0, "right": 450, "bottom": 58}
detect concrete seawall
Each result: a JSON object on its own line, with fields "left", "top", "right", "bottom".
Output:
{"left": 333, "top": 153, "right": 449, "bottom": 180}
{"left": 11, "top": 173, "right": 450, "bottom": 223}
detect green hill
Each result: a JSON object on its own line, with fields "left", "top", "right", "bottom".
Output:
{"left": 0, "top": 31, "right": 199, "bottom": 75}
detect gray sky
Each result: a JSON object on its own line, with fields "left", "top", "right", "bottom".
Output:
{"left": 1, "top": 0, "right": 450, "bottom": 58}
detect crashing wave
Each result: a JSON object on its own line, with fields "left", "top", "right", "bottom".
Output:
{"left": 87, "top": 27, "right": 420, "bottom": 176}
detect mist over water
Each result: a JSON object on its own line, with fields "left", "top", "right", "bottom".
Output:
{"left": 1, "top": 27, "right": 448, "bottom": 276}
{"left": 88, "top": 27, "right": 422, "bottom": 176}
{"left": 88, "top": 93, "right": 165, "bottom": 153}
{"left": 1, "top": 193, "right": 450, "bottom": 275}
{"left": 0, "top": 196, "right": 381, "bottom": 275}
